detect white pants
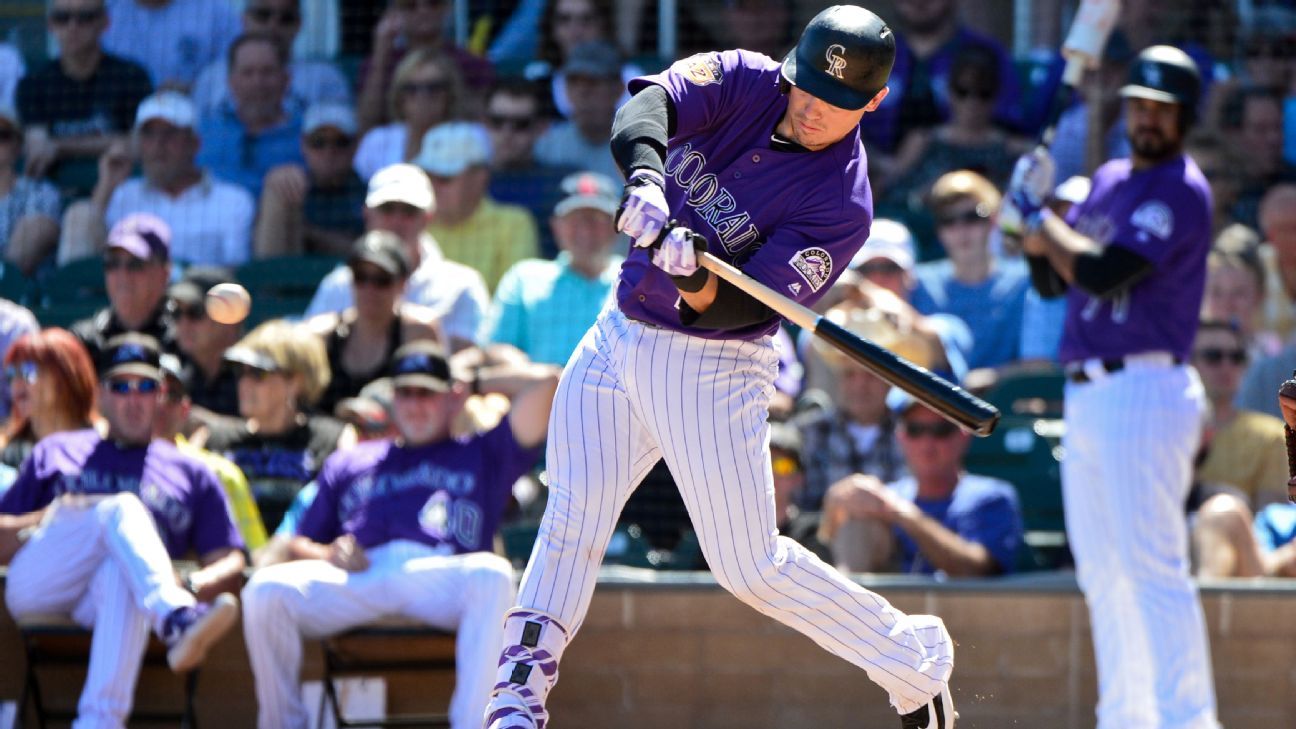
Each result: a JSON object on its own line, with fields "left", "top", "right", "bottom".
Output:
{"left": 5, "top": 493, "right": 195, "bottom": 729}
{"left": 513, "top": 308, "right": 953, "bottom": 715}
{"left": 1063, "top": 365, "right": 1220, "bottom": 729}
{"left": 242, "top": 541, "right": 515, "bottom": 729}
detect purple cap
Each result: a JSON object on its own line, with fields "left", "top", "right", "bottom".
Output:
{"left": 107, "top": 213, "right": 171, "bottom": 261}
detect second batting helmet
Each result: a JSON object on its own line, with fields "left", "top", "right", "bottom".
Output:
{"left": 780, "top": 5, "right": 895, "bottom": 111}
{"left": 1119, "top": 45, "right": 1201, "bottom": 121}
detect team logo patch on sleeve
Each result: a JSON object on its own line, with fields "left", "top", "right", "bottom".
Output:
{"left": 677, "top": 53, "right": 723, "bottom": 86}
{"left": 1130, "top": 201, "right": 1173, "bottom": 241}
{"left": 789, "top": 248, "right": 832, "bottom": 292}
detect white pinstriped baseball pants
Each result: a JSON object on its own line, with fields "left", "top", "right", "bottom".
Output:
{"left": 513, "top": 307, "right": 953, "bottom": 715}
{"left": 1063, "top": 365, "right": 1220, "bottom": 729}
{"left": 5, "top": 494, "right": 195, "bottom": 729}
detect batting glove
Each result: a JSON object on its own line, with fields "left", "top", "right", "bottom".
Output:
{"left": 616, "top": 169, "right": 670, "bottom": 248}
{"left": 1002, "top": 147, "right": 1056, "bottom": 235}
{"left": 652, "top": 225, "right": 710, "bottom": 292}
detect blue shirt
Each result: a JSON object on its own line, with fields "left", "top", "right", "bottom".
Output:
{"left": 196, "top": 103, "right": 305, "bottom": 201}
{"left": 889, "top": 473, "right": 1023, "bottom": 575}
{"left": 1255, "top": 503, "right": 1296, "bottom": 553}
{"left": 911, "top": 259, "right": 1030, "bottom": 370}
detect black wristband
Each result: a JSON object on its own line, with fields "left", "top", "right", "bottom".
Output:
{"left": 671, "top": 268, "right": 710, "bottom": 293}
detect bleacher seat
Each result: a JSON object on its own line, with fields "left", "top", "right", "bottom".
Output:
{"left": 319, "top": 617, "right": 454, "bottom": 728}
{"left": 235, "top": 256, "right": 342, "bottom": 327}
{"left": 34, "top": 257, "right": 108, "bottom": 329}
{"left": 0, "top": 263, "right": 33, "bottom": 306}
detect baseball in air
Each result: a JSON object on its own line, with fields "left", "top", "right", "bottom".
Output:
{"left": 205, "top": 283, "right": 252, "bottom": 325}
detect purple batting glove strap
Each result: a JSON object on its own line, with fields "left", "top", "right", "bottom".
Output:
{"left": 616, "top": 170, "right": 670, "bottom": 248}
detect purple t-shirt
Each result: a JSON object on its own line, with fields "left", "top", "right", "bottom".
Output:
{"left": 1057, "top": 155, "right": 1213, "bottom": 364}
{"left": 618, "top": 49, "right": 875, "bottom": 341}
{"left": 0, "top": 429, "right": 243, "bottom": 558}
{"left": 296, "top": 420, "right": 541, "bottom": 553}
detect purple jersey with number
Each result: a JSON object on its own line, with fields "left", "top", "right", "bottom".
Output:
{"left": 296, "top": 419, "right": 541, "bottom": 553}
{"left": 617, "top": 49, "right": 875, "bottom": 340}
{"left": 0, "top": 429, "right": 244, "bottom": 558}
{"left": 1057, "top": 154, "right": 1212, "bottom": 364}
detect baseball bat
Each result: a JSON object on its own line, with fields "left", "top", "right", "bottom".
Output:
{"left": 1041, "top": 0, "right": 1122, "bottom": 148}
{"left": 697, "top": 252, "right": 1000, "bottom": 437}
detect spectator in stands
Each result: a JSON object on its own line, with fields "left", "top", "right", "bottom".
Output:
{"left": 70, "top": 213, "right": 179, "bottom": 371}
{"left": 524, "top": 0, "right": 639, "bottom": 120}
{"left": 818, "top": 392, "right": 1023, "bottom": 575}
{"left": 485, "top": 171, "right": 622, "bottom": 366}
{"left": 0, "top": 333, "right": 244, "bottom": 728}
{"left": 202, "top": 319, "right": 354, "bottom": 532}
{"left": 859, "top": 0, "right": 1022, "bottom": 155}
{"left": 1256, "top": 184, "right": 1296, "bottom": 345}
{"left": 715, "top": 0, "right": 797, "bottom": 61}
{"left": 60, "top": 91, "right": 256, "bottom": 266}
{"left": 241, "top": 340, "right": 557, "bottom": 729}
{"left": 155, "top": 353, "right": 269, "bottom": 553}
{"left": 306, "top": 163, "right": 490, "bottom": 345}
{"left": 485, "top": 79, "right": 576, "bottom": 259}
{"left": 1221, "top": 86, "right": 1296, "bottom": 230}
{"left": 101, "top": 0, "right": 240, "bottom": 91}
{"left": 353, "top": 50, "right": 466, "bottom": 183}
{"left": 170, "top": 267, "right": 244, "bottom": 421}
{"left": 0, "top": 328, "right": 99, "bottom": 470}
{"left": 418, "top": 122, "right": 539, "bottom": 292}
{"left": 1202, "top": 238, "right": 1280, "bottom": 357}
{"left": 912, "top": 170, "right": 1029, "bottom": 370}
{"left": 0, "top": 108, "right": 60, "bottom": 274}
{"left": 192, "top": 0, "right": 351, "bottom": 119}
{"left": 0, "top": 300, "right": 38, "bottom": 422}
{"left": 1185, "top": 131, "right": 1241, "bottom": 235}
{"left": 769, "top": 421, "right": 831, "bottom": 561}
{"left": 333, "top": 377, "right": 398, "bottom": 442}
{"left": 17, "top": 0, "right": 152, "bottom": 196}
{"left": 254, "top": 103, "right": 366, "bottom": 258}
{"left": 0, "top": 43, "right": 23, "bottom": 111}
{"left": 356, "top": 0, "right": 493, "bottom": 131}
{"left": 533, "top": 41, "right": 624, "bottom": 183}
{"left": 197, "top": 33, "right": 305, "bottom": 201}
{"left": 303, "top": 231, "right": 445, "bottom": 415}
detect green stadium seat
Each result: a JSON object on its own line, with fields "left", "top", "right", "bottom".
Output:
{"left": 235, "top": 255, "right": 342, "bottom": 327}
{"left": 35, "top": 257, "right": 109, "bottom": 329}
{"left": 0, "top": 263, "right": 34, "bottom": 306}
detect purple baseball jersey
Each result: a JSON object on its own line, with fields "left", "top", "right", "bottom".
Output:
{"left": 0, "top": 429, "right": 244, "bottom": 558}
{"left": 296, "top": 419, "right": 542, "bottom": 554}
{"left": 1057, "top": 154, "right": 1212, "bottom": 364}
{"left": 618, "top": 49, "right": 875, "bottom": 340}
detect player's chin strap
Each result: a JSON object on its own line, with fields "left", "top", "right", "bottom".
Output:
{"left": 483, "top": 609, "right": 571, "bottom": 729}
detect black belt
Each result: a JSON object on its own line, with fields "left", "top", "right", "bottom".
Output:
{"left": 1065, "top": 355, "right": 1183, "bottom": 384}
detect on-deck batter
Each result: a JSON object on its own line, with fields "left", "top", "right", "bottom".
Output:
{"left": 484, "top": 6, "right": 956, "bottom": 729}
{"left": 1010, "top": 45, "right": 1220, "bottom": 729}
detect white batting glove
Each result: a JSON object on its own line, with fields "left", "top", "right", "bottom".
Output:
{"left": 1001, "top": 147, "right": 1056, "bottom": 236}
{"left": 616, "top": 169, "right": 670, "bottom": 248}
{"left": 651, "top": 226, "right": 707, "bottom": 277}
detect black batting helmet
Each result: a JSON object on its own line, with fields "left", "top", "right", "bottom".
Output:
{"left": 780, "top": 5, "right": 895, "bottom": 110}
{"left": 1120, "top": 45, "right": 1201, "bottom": 123}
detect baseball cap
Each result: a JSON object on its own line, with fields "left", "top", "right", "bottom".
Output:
{"left": 303, "top": 102, "right": 358, "bottom": 137}
{"left": 562, "top": 41, "right": 621, "bottom": 79}
{"left": 223, "top": 344, "right": 278, "bottom": 372}
{"left": 554, "top": 171, "right": 619, "bottom": 217}
{"left": 134, "top": 91, "right": 197, "bottom": 130}
{"left": 414, "top": 122, "right": 492, "bottom": 177}
{"left": 158, "top": 353, "right": 192, "bottom": 394}
{"left": 169, "top": 265, "right": 236, "bottom": 307}
{"left": 107, "top": 213, "right": 171, "bottom": 261}
{"left": 391, "top": 340, "right": 453, "bottom": 392}
{"left": 335, "top": 377, "right": 395, "bottom": 431}
{"left": 103, "top": 333, "right": 163, "bottom": 380}
{"left": 366, "top": 163, "right": 436, "bottom": 212}
{"left": 850, "top": 218, "right": 915, "bottom": 272}
{"left": 348, "top": 230, "right": 411, "bottom": 277}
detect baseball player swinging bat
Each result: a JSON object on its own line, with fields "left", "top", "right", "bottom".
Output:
{"left": 698, "top": 252, "right": 1001, "bottom": 436}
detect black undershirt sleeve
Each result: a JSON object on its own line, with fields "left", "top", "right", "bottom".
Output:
{"left": 1026, "top": 254, "right": 1069, "bottom": 298}
{"left": 609, "top": 85, "right": 675, "bottom": 178}
{"left": 1071, "top": 245, "right": 1155, "bottom": 299}
{"left": 677, "top": 279, "right": 776, "bottom": 330}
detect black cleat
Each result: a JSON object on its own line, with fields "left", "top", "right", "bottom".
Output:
{"left": 899, "top": 685, "right": 955, "bottom": 729}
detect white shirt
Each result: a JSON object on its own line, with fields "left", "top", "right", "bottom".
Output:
{"left": 353, "top": 123, "right": 408, "bottom": 183}
{"left": 106, "top": 173, "right": 255, "bottom": 266}
{"left": 190, "top": 58, "right": 352, "bottom": 119}
{"left": 101, "top": 0, "right": 241, "bottom": 89}
{"left": 305, "top": 233, "right": 489, "bottom": 344}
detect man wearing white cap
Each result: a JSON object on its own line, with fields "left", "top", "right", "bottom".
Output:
{"left": 254, "top": 102, "right": 366, "bottom": 258}
{"left": 58, "top": 91, "right": 256, "bottom": 266}
{"left": 306, "top": 162, "right": 490, "bottom": 348}
{"left": 484, "top": 171, "right": 625, "bottom": 365}
{"left": 416, "top": 122, "right": 538, "bottom": 292}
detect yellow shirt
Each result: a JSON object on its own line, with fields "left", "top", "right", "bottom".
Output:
{"left": 1199, "top": 410, "right": 1290, "bottom": 507}
{"left": 175, "top": 435, "right": 269, "bottom": 551}
{"left": 428, "top": 197, "right": 539, "bottom": 293}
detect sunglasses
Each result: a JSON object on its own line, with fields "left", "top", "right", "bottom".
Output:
{"left": 936, "top": 208, "right": 991, "bottom": 228}
{"left": 246, "top": 6, "right": 300, "bottom": 25}
{"left": 772, "top": 454, "right": 800, "bottom": 477}
{"left": 1194, "top": 347, "right": 1247, "bottom": 365}
{"left": 487, "top": 114, "right": 534, "bottom": 132}
{"left": 902, "top": 421, "right": 960, "bottom": 439}
{"left": 175, "top": 303, "right": 207, "bottom": 321}
{"left": 104, "top": 256, "right": 152, "bottom": 272}
{"left": 306, "top": 134, "right": 354, "bottom": 151}
{"left": 49, "top": 8, "right": 104, "bottom": 26}
{"left": 951, "top": 85, "right": 995, "bottom": 101}
{"left": 353, "top": 269, "right": 399, "bottom": 288}
{"left": 107, "top": 378, "right": 160, "bottom": 395}
{"left": 400, "top": 81, "right": 449, "bottom": 97}
{"left": 235, "top": 364, "right": 278, "bottom": 381}
{"left": 5, "top": 362, "right": 38, "bottom": 384}
{"left": 0, "top": 129, "right": 18, "bottom": 144}
{"left": 395, "top": 385, "right": 441, "bottom": 399}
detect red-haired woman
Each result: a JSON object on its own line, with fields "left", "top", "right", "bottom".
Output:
{"left": 0, "top": 328, "right": 100, "bottom": 469}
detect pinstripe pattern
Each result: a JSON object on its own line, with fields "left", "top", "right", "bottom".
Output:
{"left": 1062, "top": 366, "right": 1220, "bottom": 729}
{"left": 508, "top": 308, "right": 954, "bottom": 717}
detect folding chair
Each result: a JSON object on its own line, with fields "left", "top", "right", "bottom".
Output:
{"left": 319, "top": 617, "right": 455, "bottom": 728}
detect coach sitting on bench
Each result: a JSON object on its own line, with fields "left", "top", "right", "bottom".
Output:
{"left": 241, "top": 340, "right": 558, "bottom": 729}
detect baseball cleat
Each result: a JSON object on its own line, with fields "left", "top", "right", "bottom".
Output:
{"left": 899, "top": 684, "right": 955, "bottom": 729}
{"left": 163, "top": 593, "right": 239, "bottom": 672}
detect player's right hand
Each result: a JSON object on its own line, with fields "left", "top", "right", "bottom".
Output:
{"left": 327, "top": 534, "right": 370, "bottom": 572}
{"left": 1002, "top": 147, "right": 1055, "bottom": 234}
{"left": 616, "top": 169, "right": 670, "bottom": 248}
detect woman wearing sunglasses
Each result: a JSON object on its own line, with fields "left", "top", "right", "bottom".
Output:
{"left": 0, "top": 328, "right": 100, "bottom": 471}
{"left": 353, "top": 50, "right": 464, "bottom": 183}
{"left": 200, "top": 320, "right": 355, "bottom": 533}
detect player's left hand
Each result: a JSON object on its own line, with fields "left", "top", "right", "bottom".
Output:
{"left": 1003, "top": 147, "right": 1055, "bottom": 232}
{"left": 651, "top": 225, "right": 707, "bottom": 277}
{"left": 616, "top": 170, "right": 670, "bottom": 248}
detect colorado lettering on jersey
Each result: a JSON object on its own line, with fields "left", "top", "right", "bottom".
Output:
{"left": 338, "top": 462, "right": 477, "bottom": 516}
{"left": 57, "top": 470, "right": 140, "bottom": 496}
{"left": 664, "top": 143, "right": 762, "bottom": 255}
{"left": 789, "top": 247, "right": 833, "bottom": 292}
{"left": 53, "top": 470, "right": 193, "bottom": 539}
